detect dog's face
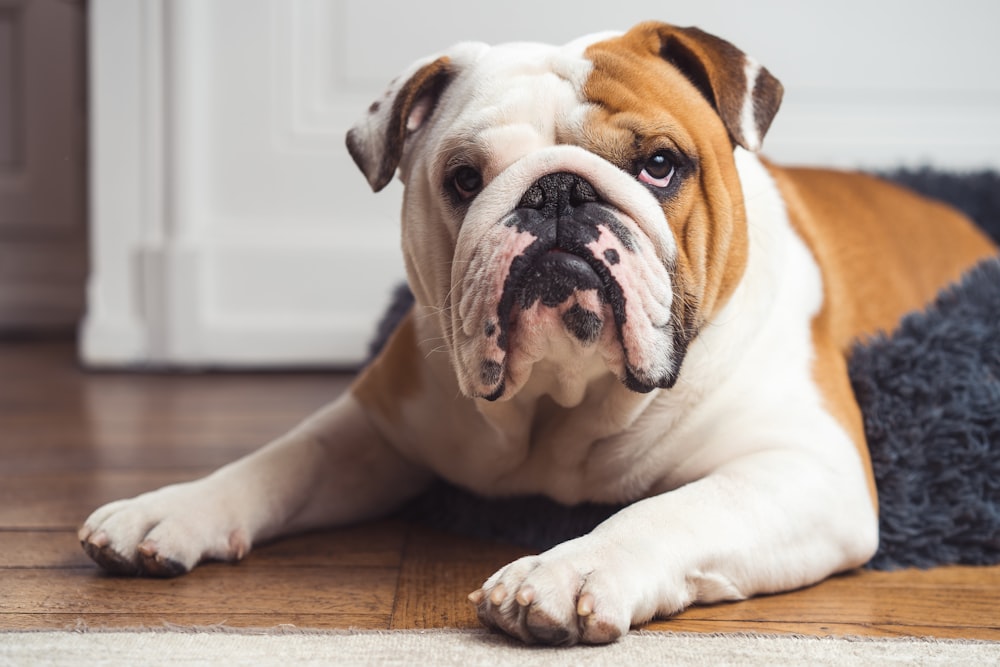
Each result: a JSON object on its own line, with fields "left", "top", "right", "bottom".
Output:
{"left": 348, "top": 22, "right": 782, "bottom": 402}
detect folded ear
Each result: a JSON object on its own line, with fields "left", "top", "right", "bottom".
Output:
{"left": 346, "top": 55, "right": 455, "bottom": 192}
{"left": 643, "top": 23, "right": 783, "bottom": 152}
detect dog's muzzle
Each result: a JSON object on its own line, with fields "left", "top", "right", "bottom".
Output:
{"left": 450, "top": 147, "right": 683, "bottom": 403}
{"left": 496, "top": 172, "right": 629, "bottom": 344}
{"left": 473, "top": 172, "right": 641, "bottom": 400}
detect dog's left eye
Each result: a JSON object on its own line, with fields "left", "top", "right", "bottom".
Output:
{"left": 452, "top": 166, "right": 483, "bottom": 199}
{"left": 638, "top": 152, "right": 675, "bottom": 188}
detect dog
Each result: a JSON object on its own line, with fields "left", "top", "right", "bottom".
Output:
{"left": 79, "top": 21, "right": 996, "bottom": 645}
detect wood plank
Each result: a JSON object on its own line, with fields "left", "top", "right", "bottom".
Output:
{"left": 0, "top": 470, "right": 212, "bottom": 529}
{"left": 0, "top": 522, "right": 407, "bottom": 569}
{"left": 0, "top": 566, "right": 397, "bottom": 620}
{"left": 668, "top": 568, "right": 1000, "bottom": 629}
{"left": 244, "top": 522, "right": 407, "bottom": 569}
{"left": 1, "top": 358, "right": 352, "bottom": 474}
{"left": 835, "top": 565, "right": 1000, "bottom": 587}
{"left": 0, "top": 613, "right": 390, "bottom": 631}
{"left": 4, "top": 441, "right": 260, "bottom": 475}
{"left": 0, "top": 531, "right": 94, "bottom": 568}
{"left": 391, "top": 527, "right": 533, "bottom": 630}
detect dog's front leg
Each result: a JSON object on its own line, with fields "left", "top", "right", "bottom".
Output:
{"left": 472, "top": 447, "right": 878, "bottom": 645}
{"left": 79, "top": 393, "right": 431, "bottom": 576}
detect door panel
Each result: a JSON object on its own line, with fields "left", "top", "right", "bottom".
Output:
{"left": 0, "top": 0, "right": 87, "bottom": 332}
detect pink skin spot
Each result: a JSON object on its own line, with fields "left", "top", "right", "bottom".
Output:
{"left": 586, "top": 225, "right": 671, "bottom": 374}
{"left": 586, "top": 227, "right": 624, "bottom": 261}
{"left": 574, "top": 289, "right": 603, "bottom": 315}
{"left": 490, "top": 229, "right": 537, "bottom": 310}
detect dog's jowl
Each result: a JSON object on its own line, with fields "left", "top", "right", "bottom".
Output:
{"left": 79, "top": 22, "right": 996, "bottom": 645}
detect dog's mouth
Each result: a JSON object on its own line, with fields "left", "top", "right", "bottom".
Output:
{"left": 499, "top": 248, "right": 616, "bottom": 345}
{"left": 483, "top": 248, "right": 618, "bottom": 402}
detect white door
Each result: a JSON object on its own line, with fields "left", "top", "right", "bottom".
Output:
{"left": 0, "top": 0, "right": 87, "bottom": 332}
{"left": 82, "top": 0, "right": 1000, "bottom": 368}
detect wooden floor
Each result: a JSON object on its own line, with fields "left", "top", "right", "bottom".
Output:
{"left": 2, "top": 340, "right": 998, "bottom": 639}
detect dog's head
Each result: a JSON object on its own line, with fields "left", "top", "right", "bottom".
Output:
{"left": 347, "top": 22, "right": 782, "bottom": 402}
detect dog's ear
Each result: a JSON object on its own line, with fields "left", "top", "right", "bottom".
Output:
{"left": 346, "top": 55, "right": 456, "bottom": 192}
{"left": 646, "top": 23, "right": 783, "bottom": 152}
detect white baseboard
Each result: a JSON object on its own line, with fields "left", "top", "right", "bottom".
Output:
{"left": 80, "top": 237, "right": 405, "bottom": 368}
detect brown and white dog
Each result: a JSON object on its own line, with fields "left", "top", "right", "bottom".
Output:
{"left": 79, "top": 22, "right": 996, "bottom": 644}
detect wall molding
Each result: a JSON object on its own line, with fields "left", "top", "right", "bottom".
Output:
{"left": 82, "top": 0, "right": 404, "bottom": 368}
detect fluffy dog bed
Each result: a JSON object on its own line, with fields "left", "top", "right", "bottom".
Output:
{"left": 369, "top": 169, "right": 1000, "bottom": 571}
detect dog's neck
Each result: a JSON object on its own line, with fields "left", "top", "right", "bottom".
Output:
{"left": 475, "top": 336, "right": 669, "bottom": 461}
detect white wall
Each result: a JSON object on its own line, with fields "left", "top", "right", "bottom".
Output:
{"left": 346, "top": 1, "right": 1000, "bottom": 169}
{"left": 81, "top": 0, "right": 1000, "bottom": 368}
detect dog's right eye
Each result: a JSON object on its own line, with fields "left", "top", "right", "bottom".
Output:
{"left": 452, "top": 166, "right": 483, "bottom": 199}
{"left": 638, "top": 151, "right": 676, "bottom": 188}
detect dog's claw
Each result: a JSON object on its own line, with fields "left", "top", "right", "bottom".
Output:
{"left": 81, "top": 539, "right": 140, "bottom": 576}
{"left": 489, "top": 583, "right": 507, "bottom": 606}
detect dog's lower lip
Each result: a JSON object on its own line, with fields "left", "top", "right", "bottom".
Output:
{"left": 495, "top": 245, "right": 614, "bottom": 345}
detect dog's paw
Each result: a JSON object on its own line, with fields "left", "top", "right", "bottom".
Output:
{"left": 78, "top": 481, "right": 251, "bottom": 577}
{"left": 469, "top": 543, "right": 636, "bottom": 645}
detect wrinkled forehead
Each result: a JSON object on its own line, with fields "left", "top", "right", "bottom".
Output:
{"left": 435, "top": 33, "right": 622, "bottom": 153}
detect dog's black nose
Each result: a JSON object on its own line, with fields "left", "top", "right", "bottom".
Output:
{"left": 518, "top": 172, "right": 600, "bottom": 218}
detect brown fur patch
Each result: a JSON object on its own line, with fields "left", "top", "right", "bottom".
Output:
{"left": 771, "top": 166, "right": 997, "bottom": 345}
{"left": 658, "top": 25, "right": 781, "bottom": 149}
{"left": 581, "top": 26, "right": 750, "bottom": 332}
{"left": 352, "top": 311, "right": 423, "bottom": 424}
{"left": 771, "top": 164, "right": 998, "bottom": 507}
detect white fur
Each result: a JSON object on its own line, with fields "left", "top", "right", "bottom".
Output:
{"left": 739, "top": 58, "right": 763, "bottom": 151}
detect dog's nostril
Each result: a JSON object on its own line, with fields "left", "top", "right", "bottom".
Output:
{"left": 571, "top": 179, "right": 598, "bottom": 206}
{"left": 518, "top": 183, "right": 545, "bottom": 210}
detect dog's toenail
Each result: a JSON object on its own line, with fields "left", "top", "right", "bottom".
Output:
{"left": 489, "top": 584, "right": 507, "bottom": 606}
{"left": 577, "top": 592, "right": 595, "bottom": 617}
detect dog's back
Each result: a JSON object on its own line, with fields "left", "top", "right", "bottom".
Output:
{"left": 769, "top": 165, "right": 996, "bottom": 349}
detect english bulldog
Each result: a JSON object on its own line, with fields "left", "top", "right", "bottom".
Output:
{"left": 79, "top": 21, "right": 996, "bottom": 645}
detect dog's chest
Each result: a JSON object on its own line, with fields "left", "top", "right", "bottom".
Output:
{"left": 472, "top": 399, "right": 666, "bottom": 503}
{"left": 406, "top": 370, "right": 702, "bottom": 504}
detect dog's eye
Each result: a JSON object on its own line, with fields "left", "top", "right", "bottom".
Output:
{"left": 452, "top": 166, "right": 483, "bottom": 199}
{"left": 638, "top": 152, "right": 675, "bottom": 188}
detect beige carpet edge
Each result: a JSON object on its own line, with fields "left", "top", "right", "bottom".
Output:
{"left": 1, "top": 623, "right": 998, "bottom": 644}
{"left": 2, "top": 626, "right": 998, "bottom": 667}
